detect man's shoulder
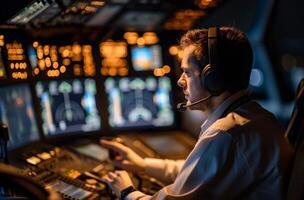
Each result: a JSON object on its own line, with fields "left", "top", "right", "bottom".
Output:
{"left": 205, "top": 101, "right": 282, "bottom": 136}
{"left": 207, "top": 112, "right": 250, "bottom": 133}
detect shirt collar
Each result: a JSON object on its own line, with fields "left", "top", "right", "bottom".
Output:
{"left": 200, "top": 90, "right": 248, "bottom": 136}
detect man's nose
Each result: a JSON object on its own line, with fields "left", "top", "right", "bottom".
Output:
{"left": 177, "top": 77, "right": 186, "bottom": 88}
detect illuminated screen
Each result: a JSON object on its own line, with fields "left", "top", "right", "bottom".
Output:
{"left": 28, "top": 46, "right": 38, "bottom": 69}
{"left": 0, "top": 84, "right": 39, "bottom": 149}
{"left": 0, "top": 48, "right": 6, "bottom": 78}
{"left": 105, "top": 76, "right": 174, "bottom": 128}
{"left": 35, "top": 78, "right": 101, "bottom": 136}
{"left": 131, "top": 45, "right": 162, "bottom": 71}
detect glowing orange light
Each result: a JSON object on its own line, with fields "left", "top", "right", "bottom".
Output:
{"left": 72, "top": 44, "right": 81, "bottom": 55}
{"left": 100, "top": 42, "right": 127, "bottom": 58}
{"left": 91, "top": 1, "right": 105, "bottom": 6}
{"left": 37, "top": 52, "right": 43, "bottom": 59}
{"left": 50, "top": 55, "right": 58, "bottom": 62}
{"left": 38, "top": 59, "right": 46, "bottom": 70}
{"left": 108, "top": 68, "right": 117, "bottom": 76}
{"left": 163, "top": 65, "right": 171, "bottom": 73}
{"left": 83, "top": 45, "right": 92, "bottom": 51}
{"left": 43, "top": 45, "right": 50, "bottom": 56}
{"left": 124, "top": 32, "right": 138, "bottom": 39}
{"left": 48, "top": 69, "right": 60, "bottom": 77}
{"left": 154, "top": 68, "right": 164, "bottom": 76}
{"left": 53, "top": 62, "right": 59, "bottom": 68}
{"left": 73, "top": 65, "right": 82, "bottom": 76}
{"left": 118, "top": 68, "right": 128, "bottom": 76}
{"left": 137, "top": 37, "right": 145, "bottom": 46}
{"left": 63, "top": 58, "right": 71, "bottom": 66}
{"left": 12, "top": 71, "right": 27, "bottom": 79}
{"left": 62, "top": 49, "right": 70, "bottom": 57}
{"left": 34, "top": 68, "right": 39, "bottom": 75}
{"left": 143, "top": 32, "right": 159, "bottom": 45}
{"left": 124, "top": 32, "right": 139, "bottom": 44}
{"left": 16, "top": 49, "right": 24, "bottom": 54}
{"left": 60, "top": 66, "right": 66, "bottom": 73}
{"left": 127, "top": 38, "right": 137, "bottom": 45}
{"left": 85, "top": 6, "right": 97, "bottom": 12}
{"left": 153, "top": 69, "right": 159, "bottom": 76}
{"left": 45, "top": 57, "right": 51, "bottom": 67}
{"left": 33, "top": 41, "right": 39, "bottom": 48}
{"left": 101, "top": 68, "right": 108, "bottom": 76}
{"left": 84, "top": 65, "right": 95, "bottom": 76}
{"left": 169, "top": 46, "right": 179, "bottom": 55}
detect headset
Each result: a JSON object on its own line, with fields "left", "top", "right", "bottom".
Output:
{"left": 202, "top": 27, "right": 226, "bottom": 96}
{"left": 177, "top": 27, "right": 226, "bottom": 111}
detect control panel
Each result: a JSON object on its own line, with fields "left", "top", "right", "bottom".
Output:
{"left": 15, "top": 144, "right": 113, "bottom": 199}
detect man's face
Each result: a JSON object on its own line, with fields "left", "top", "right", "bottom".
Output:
{"left": 177, "top": 45, "right": 208, "bottom": 110}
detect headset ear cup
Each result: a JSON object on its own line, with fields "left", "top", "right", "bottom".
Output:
{"left": 202, "top": 64, "right": 226, "bottom": 96}
{"left": 202, "top": 64, "right": 212, "bottom": 91}
{"left": 203, "top": 64, "right": 218, "bottom": 95}
{"left": 202, "top": 64, "right": 212, "bottom": 76}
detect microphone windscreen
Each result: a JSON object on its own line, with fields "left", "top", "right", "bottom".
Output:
{"left": 177, "top": 103, "right": 187, "bottom": 112}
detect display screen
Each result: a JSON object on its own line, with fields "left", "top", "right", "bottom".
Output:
{"left": 28, "top": 46, "right": 38, "bottom": 69}
{"left": 105, "top": 76, "right": 174, "bottom": 128}
{"left": 0, "top": 48, "right": 6, "bottom": 78}
{"left": 0, "top": 84, "right": 39, "bottom": 149}
{"left": 131, "top": 45, "right": 162, "bottom": 71}
{"left": 35, "top": 78, "right": 101, "bottom": 136}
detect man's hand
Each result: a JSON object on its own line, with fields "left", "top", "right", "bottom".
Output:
{"left": 102, "top": 170, "right": 134, "bottom": 197}
{"left": 100, "top": 139, "right": 146, "bottom": 173}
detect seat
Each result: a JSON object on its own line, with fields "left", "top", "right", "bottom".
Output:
{"left": 285, "top": 79, "right": 304, "bottom": 200}
{"left": 285, "top": 79, "right": 304, "bottom": 147}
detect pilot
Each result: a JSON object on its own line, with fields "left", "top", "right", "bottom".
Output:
{"left": 100, "top": 26, "right": 293, "bottom": 200}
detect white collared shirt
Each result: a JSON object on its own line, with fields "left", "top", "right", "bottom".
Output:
{"left": 126, "top": 92, "right": 293, "bottom": 200}
{"left": 200, "top": 90, "right": 248, "bottom": 135}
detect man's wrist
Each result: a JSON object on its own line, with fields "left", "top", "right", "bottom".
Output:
{"left": 138, "top": 159, "right": 146, "bottom": 173}
{"left": 120, "top": 186, "right": 136, "bottom": 200}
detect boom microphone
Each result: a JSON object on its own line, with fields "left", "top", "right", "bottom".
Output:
{"left": 177, "top": 95, "right": 212, "bottom": 112}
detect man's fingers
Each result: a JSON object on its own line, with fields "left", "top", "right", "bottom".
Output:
{"left": 100, "top": 140, "right": 129, "bottom": 156}
{"left": 113, "top": 160, "right": 135, "bottom": 171}
{"left": 108, "top": 171, "right": 117, "bottom": 179}
{"left": 115, "top": 170, "right": 128, "bottom": 176}
{"left": 102, "top": 174, "right": 114, "bottom": 183}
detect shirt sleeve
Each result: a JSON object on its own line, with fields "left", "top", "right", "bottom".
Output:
{"left": 125, "top": 191, "right": 151, "bottom": 200}
{"left": 144, "top": 158, "right": 185, "bottom": 184}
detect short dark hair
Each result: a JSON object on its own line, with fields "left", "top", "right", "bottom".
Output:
{"left": 180, "top": 26, "right": 253, "bottom": 93}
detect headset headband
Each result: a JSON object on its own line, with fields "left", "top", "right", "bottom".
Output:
{"left": 207, "top": 27, "right": 218, "bottom": 69}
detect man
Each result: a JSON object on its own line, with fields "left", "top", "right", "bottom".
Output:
{"left": 101, "top": 26, "right": 293, "bottom": 200}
